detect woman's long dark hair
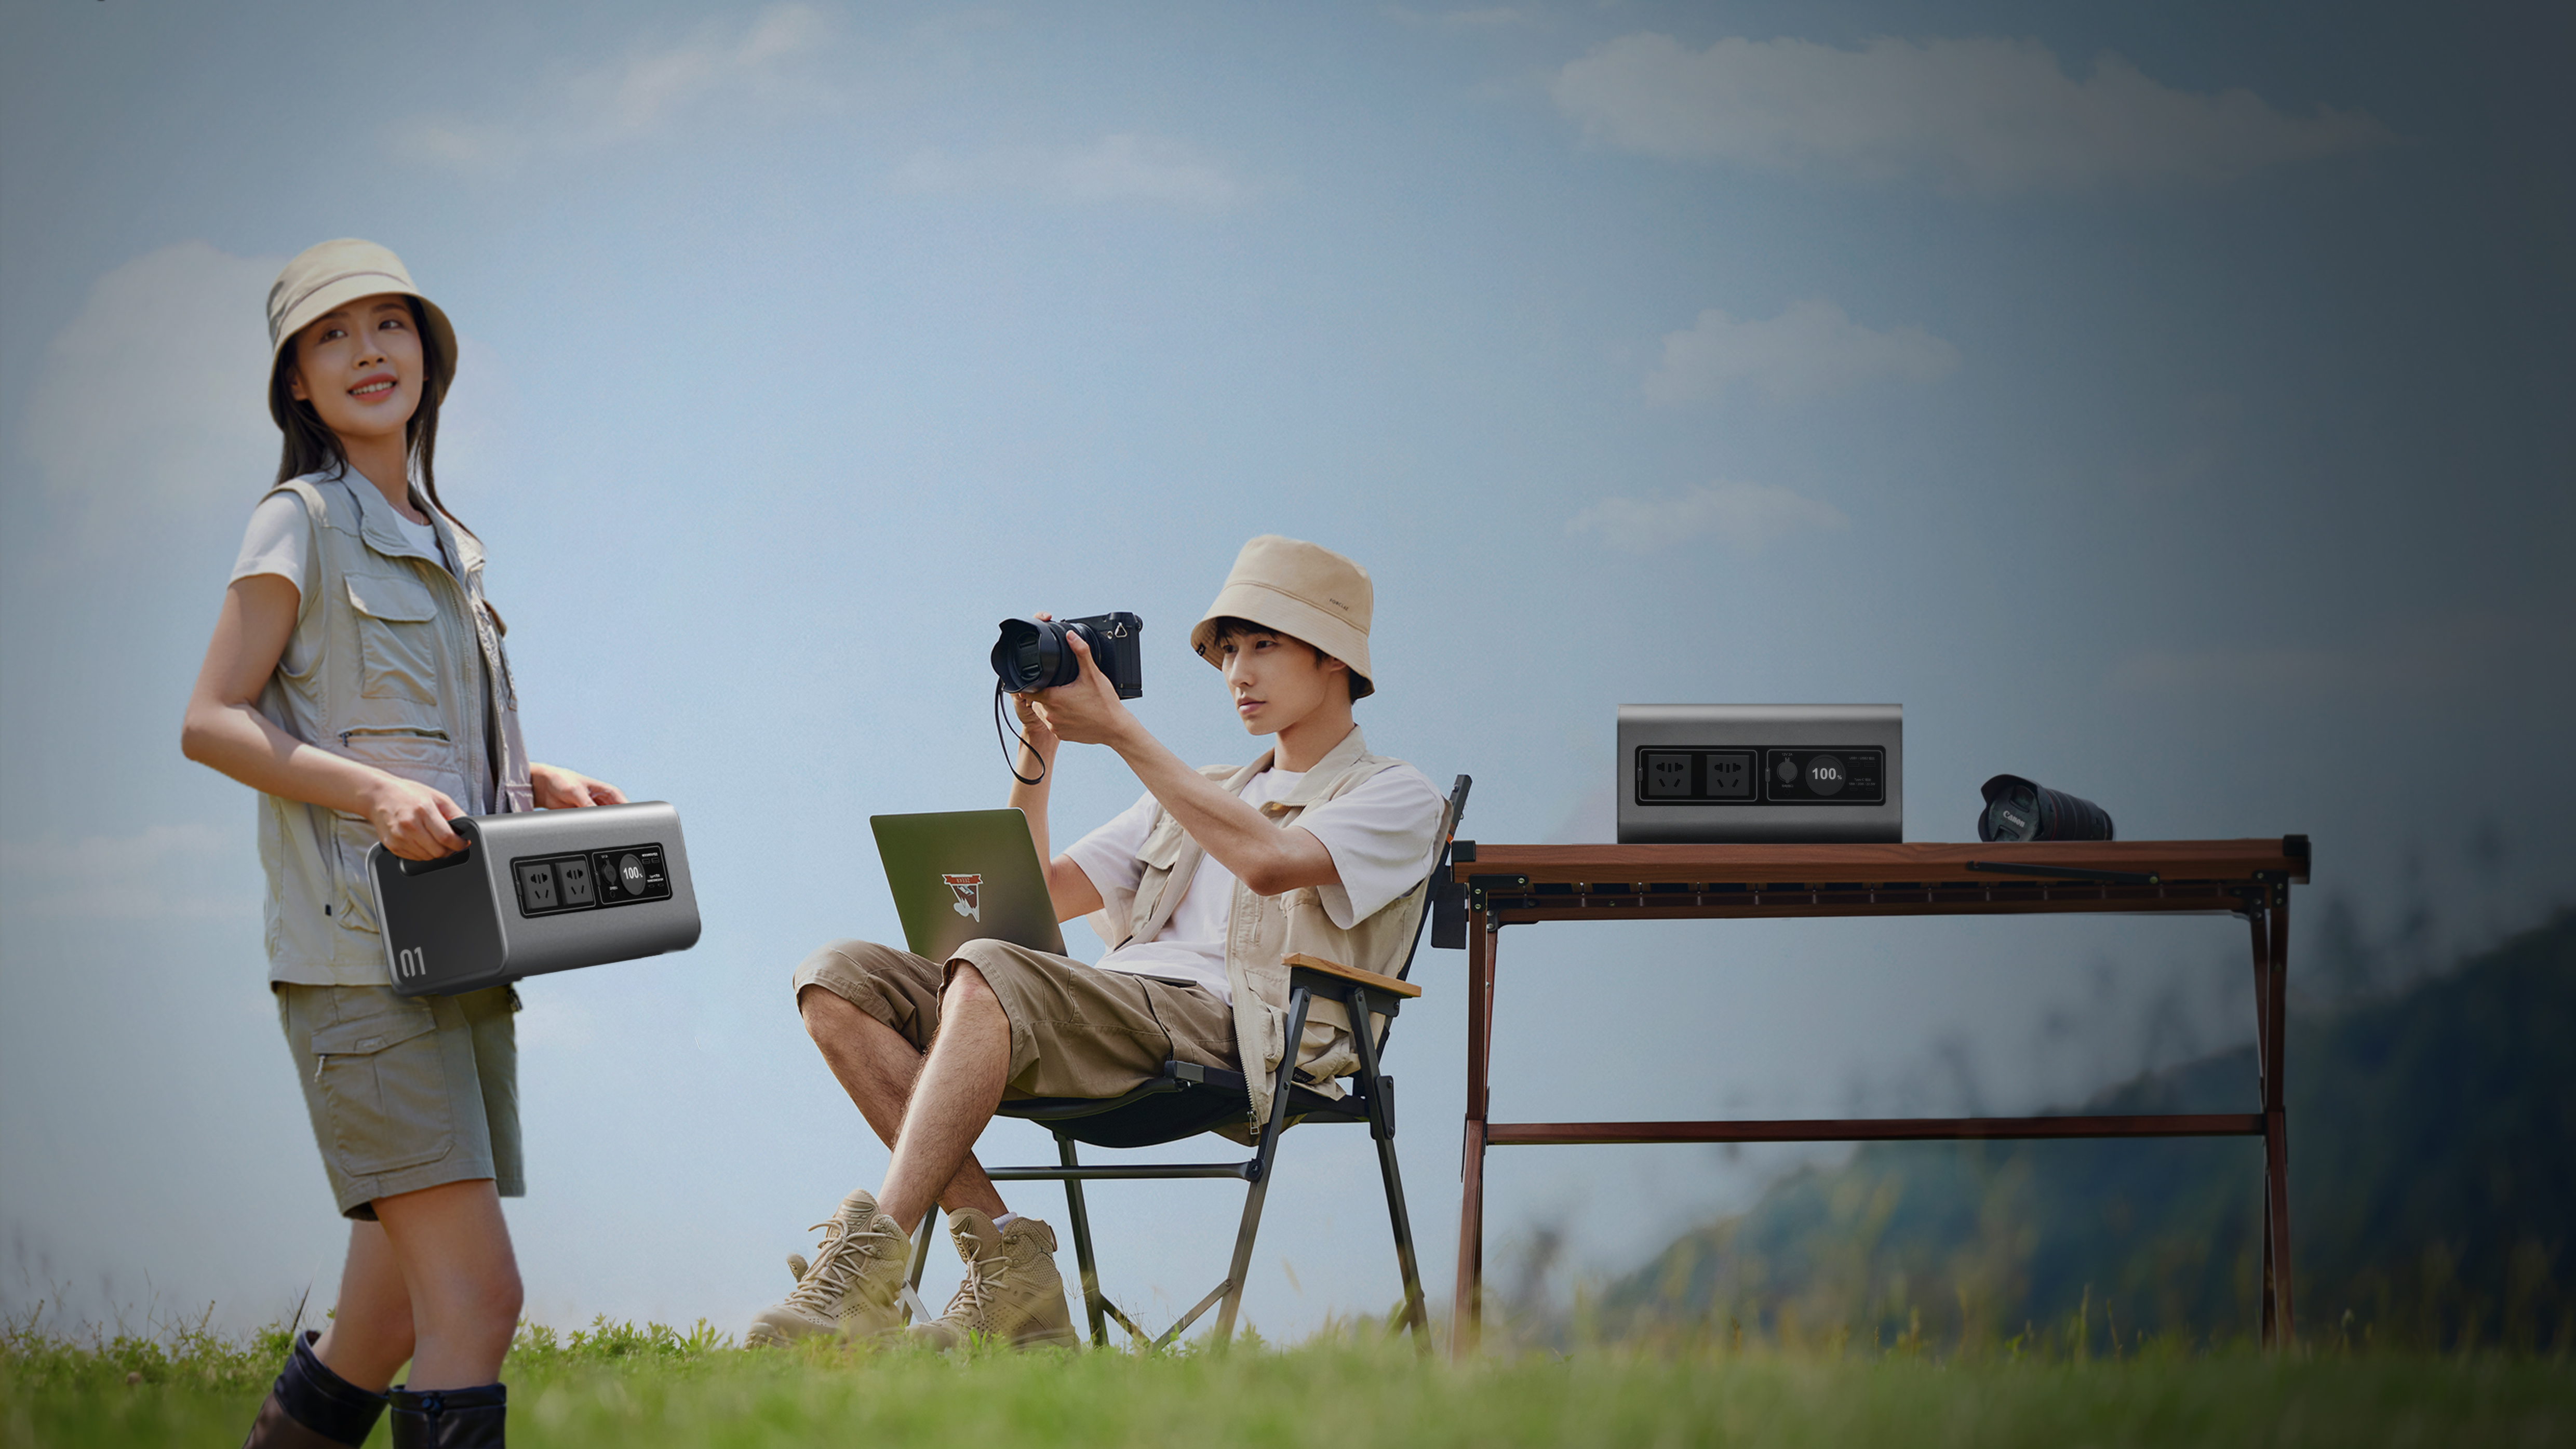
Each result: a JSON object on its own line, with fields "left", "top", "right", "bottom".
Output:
{"left": 269, "top": 297, "right": 465, "bottom": 537}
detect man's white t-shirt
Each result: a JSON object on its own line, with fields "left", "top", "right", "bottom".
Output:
{"left": 231, "top": 487, "right": 451, "bottom": 675}
{"left": 1063, "top": 760, "right": 1445, "bottom": 1006}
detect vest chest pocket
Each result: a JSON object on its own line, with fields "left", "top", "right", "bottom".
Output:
{"left": 1137, "top": 813, "right": 1190, "bottom": 870}
{"left": 345, "top": 571, "right": 444, "bottom": 704}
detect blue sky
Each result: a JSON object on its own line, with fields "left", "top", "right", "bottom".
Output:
{"left": 3, "top": 1, "right": 2569, "bottom": 1339}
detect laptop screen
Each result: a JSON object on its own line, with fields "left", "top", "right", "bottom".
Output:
{"left": 870, "top": 809, "right": 1069, "bottom": 960}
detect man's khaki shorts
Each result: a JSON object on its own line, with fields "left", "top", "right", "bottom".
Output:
{"left": 793, "top": 938, "right": 1239, "bottom": 1098}
{"left": 275, "top": 982, "right": 523, "bottom": 1220}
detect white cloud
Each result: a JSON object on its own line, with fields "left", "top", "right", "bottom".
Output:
{"left": 1550, "top": 33, "right": 2391, "bottom": 192}
{"left": 401, "top": 4, "right": 839, "bottom": 170}
{"left": 892, "top": 133, "right": 1246, "bottom": 209}
{"left": 1568, "top": 480, "right": 1849, "bottom": 554}
{"left": 14, "top": 240, "right": 508, "bottom": 567}
{"left": 18, "top": 241, "right": 283, "bottom": 556}
{"left": 1647, "top": 298, "right": 1960, "bottom": 404}
{"left": 0, "top": 823, "right": 253, "bottom": 921}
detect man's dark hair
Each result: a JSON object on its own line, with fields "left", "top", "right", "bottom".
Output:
{"left": 1201, "top": 617, "right": 1325, "bottom": 660}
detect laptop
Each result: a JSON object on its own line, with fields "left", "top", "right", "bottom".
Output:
{"left": 870, "top": 809, "right": 1069, "bottom": 961}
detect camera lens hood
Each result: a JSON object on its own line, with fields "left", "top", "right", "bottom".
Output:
{"left": 992, "top": 617, "right": 1076, "bottom": 694}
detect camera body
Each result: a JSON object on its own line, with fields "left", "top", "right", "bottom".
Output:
{"left": 992, "top": 612, "right": 1144, "bottom": 699}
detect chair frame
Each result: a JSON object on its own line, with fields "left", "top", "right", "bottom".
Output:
{"left": 919, "top": 774, "right": 1472, "bottom": 1349}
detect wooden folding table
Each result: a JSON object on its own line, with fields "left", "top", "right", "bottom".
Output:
{"left": 1447, "top": 837, "right": 2310, "bottom": 1353}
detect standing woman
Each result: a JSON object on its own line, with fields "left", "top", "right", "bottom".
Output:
{"left": 183, "top": 239, "right": 620, "bottom": 1448}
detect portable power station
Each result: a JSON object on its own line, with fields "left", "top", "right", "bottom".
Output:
{"left": 1617, "top": 704, "right": 1903, "bottom": 844}
{"left": 367, "top": 800, "right": 701, "bottom": 997}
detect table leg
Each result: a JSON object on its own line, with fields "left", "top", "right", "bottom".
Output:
{"left": 2248, "top": 909, "right": 2276, "bottom": 1348}
{"left": 2265, "top": 894, "right": 2295, "bottom": 1347}
{"left": 1453, "top": 907, "right": 1494, "bottom": 1356}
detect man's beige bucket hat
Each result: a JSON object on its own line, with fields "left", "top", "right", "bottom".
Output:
{"left": 1190, "top": 535, "right": 1377, "bottom": 701}
{"left": 264, "top": 238, "right": 458, "bottom": 428}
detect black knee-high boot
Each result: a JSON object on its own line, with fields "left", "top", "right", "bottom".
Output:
{"left": 387, "top": 1381, "right": 507, "bottom": 1447}
{"left": 240, "top": 1330, "right": 387, "bottom": 1448}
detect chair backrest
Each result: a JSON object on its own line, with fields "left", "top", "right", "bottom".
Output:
{"left": 1391, "top": 774, "right": 1473, "bottom": 984}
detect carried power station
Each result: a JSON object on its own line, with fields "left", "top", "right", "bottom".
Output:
{"left": 368, "top": 800, "right": 701, "bottom": 997}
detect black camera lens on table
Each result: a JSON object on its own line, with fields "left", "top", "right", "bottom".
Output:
{"left": 1977, "top": 774, "right": 2114, "bottom": 842}
{"left": 991, "top": 613, "right": 1145, "bottom": 700}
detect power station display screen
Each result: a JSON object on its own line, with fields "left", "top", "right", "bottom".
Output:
{"left": 1634, "top": 748, "right": 1886, "bottom": 807}
{"left": 513, "top": 843, "right": 673, "bottom": 917}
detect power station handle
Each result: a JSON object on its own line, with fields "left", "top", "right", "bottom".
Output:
{"left": 395, "top": 817, "right": 481, "bottom": 877}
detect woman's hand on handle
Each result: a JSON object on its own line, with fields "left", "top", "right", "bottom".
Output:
{"left": 531, "top": 763, "right": 625, "bottom": 810}
{"left": 364, "top": 776, "right": 469, "bottom": 861}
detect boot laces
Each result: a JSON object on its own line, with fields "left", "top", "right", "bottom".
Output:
{"left": 783, "top": 1213, "right": 900, "bottom": 1317}
{"left": 942, "top": 1237, "right": 1014, "bottom": 1325}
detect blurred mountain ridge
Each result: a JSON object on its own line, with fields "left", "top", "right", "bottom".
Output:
{"left": 1592, "top": 910, "right": 2576, "bottom": 1350}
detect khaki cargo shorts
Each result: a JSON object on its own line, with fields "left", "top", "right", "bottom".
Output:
{"left": 793, "top": 938, "right": 1240, "bottom": 1098}
{"left": 275, "top": 982, "right": 523, "bottom": 1220}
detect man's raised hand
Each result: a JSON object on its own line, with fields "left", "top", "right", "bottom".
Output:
{"left": 1027, "top": 628, "right": 1133, "bottom": 748}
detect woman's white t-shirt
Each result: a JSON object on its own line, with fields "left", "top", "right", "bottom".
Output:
{"left": 230, "top": 487, "right": 451, "bottom": 675}
{"left": 1063, "top": 761, "right": 1445, "bottom": 1005}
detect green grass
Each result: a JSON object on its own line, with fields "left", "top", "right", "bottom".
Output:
{"left": 5, "top": 1312, "right": 2571, "bottom": 1447}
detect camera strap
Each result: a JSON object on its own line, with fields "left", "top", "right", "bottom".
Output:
{"left": 994, "top": 681, "right": 1047, "bottom": 786}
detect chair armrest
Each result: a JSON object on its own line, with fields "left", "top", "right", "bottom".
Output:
{"left": 1282, "top": 952, "right": 1423, "bottom": 999}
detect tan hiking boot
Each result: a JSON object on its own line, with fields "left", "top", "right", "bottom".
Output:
{"left": 913, "top": 1210, "right": 1080, "bottom": 1350}
{"left": 746, "top": 1189, "right": 914, "bottom": 1346}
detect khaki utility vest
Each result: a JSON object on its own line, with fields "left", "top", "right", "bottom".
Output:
{"left": 253, "top": 471, "right": 532, "bottom": 986}
{"left": 1092, "top": 727, "right": 1433, "bottom": 1128}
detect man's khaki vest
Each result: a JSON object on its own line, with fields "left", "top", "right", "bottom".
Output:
{"left": 253, "top": 471, "right": 532, "bottom": 986}
{"left": 1091, "top": 727, "right": 1434, "bottom": 1129}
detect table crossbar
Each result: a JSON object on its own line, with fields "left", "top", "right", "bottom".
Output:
{"left": 1483, "top": 1113, "right": 2264, "bottom": 1146}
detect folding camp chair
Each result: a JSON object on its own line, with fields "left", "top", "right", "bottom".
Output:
{"left": 906, "top": 774, "right": 1472, "bottom": 1349}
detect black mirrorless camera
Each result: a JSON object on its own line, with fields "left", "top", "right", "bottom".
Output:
{"left": 991, "top": 612, "right": 1144, "bottom": 699}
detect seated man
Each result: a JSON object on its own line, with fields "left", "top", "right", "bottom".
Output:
{"left": 749, "top": 535, "right": 1446, "bottom": 1349}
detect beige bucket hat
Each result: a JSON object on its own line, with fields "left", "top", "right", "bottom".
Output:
{"left": 264, "top": 238, "right": 458, "bottom": 428}
{"left": 1190, "top": 535, "right": 1377, "bottom": 701}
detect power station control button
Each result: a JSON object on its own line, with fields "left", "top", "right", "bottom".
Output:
{"left": 1775, "top": 757, "right": 1800, "bottom": 787}
{"left": 1642, "top": 752, "right": 1692, "bottom": 798}
{"left": 1806, "top": 754, "right": 1846, "bottom": 797}
{"left": 589, "top": 843, "right": 672, "bottom": 904}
